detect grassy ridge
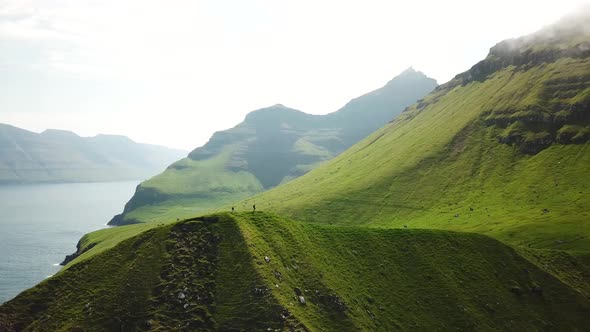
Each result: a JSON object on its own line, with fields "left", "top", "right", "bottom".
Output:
{"left": 517, "top": 248, "right": 590, "bottom": 298}
{"left": 109, "top": 71, "right": 437, "bottom": 225}
{"left": 0, "top": 226, "right": 170, "bottom": 331}
{"left": 2, "top": 213, "right": 589, "bottom": 331}
{"left": 235, "top": 212, "right": 590, "bottom": 330}
{"left": 117, "top": 146, "right": 264, "bottom": 224}
{"left": 0, "top": 215, "right": 289, "bottom": 331}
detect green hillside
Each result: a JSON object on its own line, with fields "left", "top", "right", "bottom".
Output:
{"left": 242, "top": 16, "right": 590, "bottom": 251}
{"left": 2, "top": 213, "right": 589, "bottom": 331}
{"left": 0, "top": 125, "right": 186, "bottom": 184}
{"left": 2, "top": 11, "right": 590, "bottom": 332}
{"left": 109, "top": 69, "right": 437, "bottom": 225}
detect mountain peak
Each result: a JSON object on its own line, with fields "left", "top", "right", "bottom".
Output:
{"left": 40, "top": 129, "right": 81, "bottom": 139}
{"left": 251, "top": 103, "right": 295, "bottom": 112}
{"left": 385, "top": 67, "right": 434, "bottom": 87}
{"left": 270, "top": 103, "right": 288, "bottom": 109}
{"left": 244, "top": 104, "right": 308, "bottom": 123}
{"left": 401, "top": 66, "right": 416, "bottom": 74}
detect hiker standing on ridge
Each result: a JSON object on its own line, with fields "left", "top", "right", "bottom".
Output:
{"left": 253, "top": 204, "right": 256, "bottom": 212}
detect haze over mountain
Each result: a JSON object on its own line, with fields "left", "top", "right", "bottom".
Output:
{"left": 0, "top": 124, "right": 187, "bottom": 184}
{"left": 243, "top": 8, "right": 590, "bottom": 251}
{"left": 3, "top": 1, "right": 587, "bottom": 151}
{"left": 2, "top": 9, "right": 590, "bottom": 332}
{"left": 109, "top": 68, "right": 437, "bottom": 225}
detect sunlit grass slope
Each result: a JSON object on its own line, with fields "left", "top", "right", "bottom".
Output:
{"left": 2, "top": 213, "right": 589, "bottom": 331}
{"left": 243, "top": 55, "right": 590, "bottom": 250}
{"left": 115, "top": 146, "right": 265, "bottom": 224}
{"left": 109, "top": 70, "right": 437, "bottom": 225}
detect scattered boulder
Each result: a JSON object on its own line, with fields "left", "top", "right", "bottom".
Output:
{"left": 298, "top": 296, "right": 306, "bottom": 305}
{"left": 280, "top": 309, "right": 291, "bottom": 320}
{"left": 264, "top": 256, "right": 271, "bottom": 263}
{"left": 273, "top": 270, "right": 283, "bottom": 281}
{"left": 177, "top": 291, "right": 186, "bottom": 300}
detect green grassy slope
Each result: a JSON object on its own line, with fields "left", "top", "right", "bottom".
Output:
{"left": 2, "top": 213, "right": 589, "bottom": 331}
{"left": 109, "top": 70, "right": 437, "bottom": 225}
{"left": 242, "top": 25, "right": 590, "bottom": 251}
{"left": 116, "top": 146, "right": 265, "bottom": 224}
{"left": 0, "top": 215, "right": 291, "bottom": 331}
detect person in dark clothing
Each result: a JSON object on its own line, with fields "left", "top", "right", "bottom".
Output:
{"left": 232, "top": 206, "right": 235, "bottom": 213}
{"left": 253, "top": 204, "right": 256, "bottom": 212}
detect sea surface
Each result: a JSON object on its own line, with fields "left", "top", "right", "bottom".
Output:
{"left": 0, "top": 181, "right": 139, "bottom": 304}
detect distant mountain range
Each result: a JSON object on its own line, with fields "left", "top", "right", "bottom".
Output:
{"left": 109, "top": 68, "right": 437, "bottom": 224}
{"left": 0, "top": 125, "right": 187, "bottom": 184}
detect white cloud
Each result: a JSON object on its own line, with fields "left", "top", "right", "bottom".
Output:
{"left": 1, "top": 0, "right": 589, "bottom": 150}
{"left": 0, "top": 0, "right": 35, "bottom": 17}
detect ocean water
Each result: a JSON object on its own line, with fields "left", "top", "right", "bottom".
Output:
{"left": 0, "top": 181, "right": 139, "bottom": 304}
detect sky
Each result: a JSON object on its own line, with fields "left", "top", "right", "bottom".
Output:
{"left": 0, "top": 0, "right": 588, "bottom": 150}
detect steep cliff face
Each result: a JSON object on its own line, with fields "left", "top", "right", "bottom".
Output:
{"left": 438, "top": 13, "right": 590, "bottom": 154}
{"left": 454, "top": 12, "right": 590, "bottom": 87}
{"left": 486, "top": 71, "right": 590, "bottom": 154}
{"left": 109, "top": 70, "right": 437, "bottom": 225}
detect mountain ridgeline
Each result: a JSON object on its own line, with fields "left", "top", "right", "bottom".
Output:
{"left": 243, "top": 12, "right": 590, "bottom": 251}
{"left": 0, "top": 125, "right": 187, "bottom": 184}
{"left": 109, "top": 69, "right": 437, "bottom": 225}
